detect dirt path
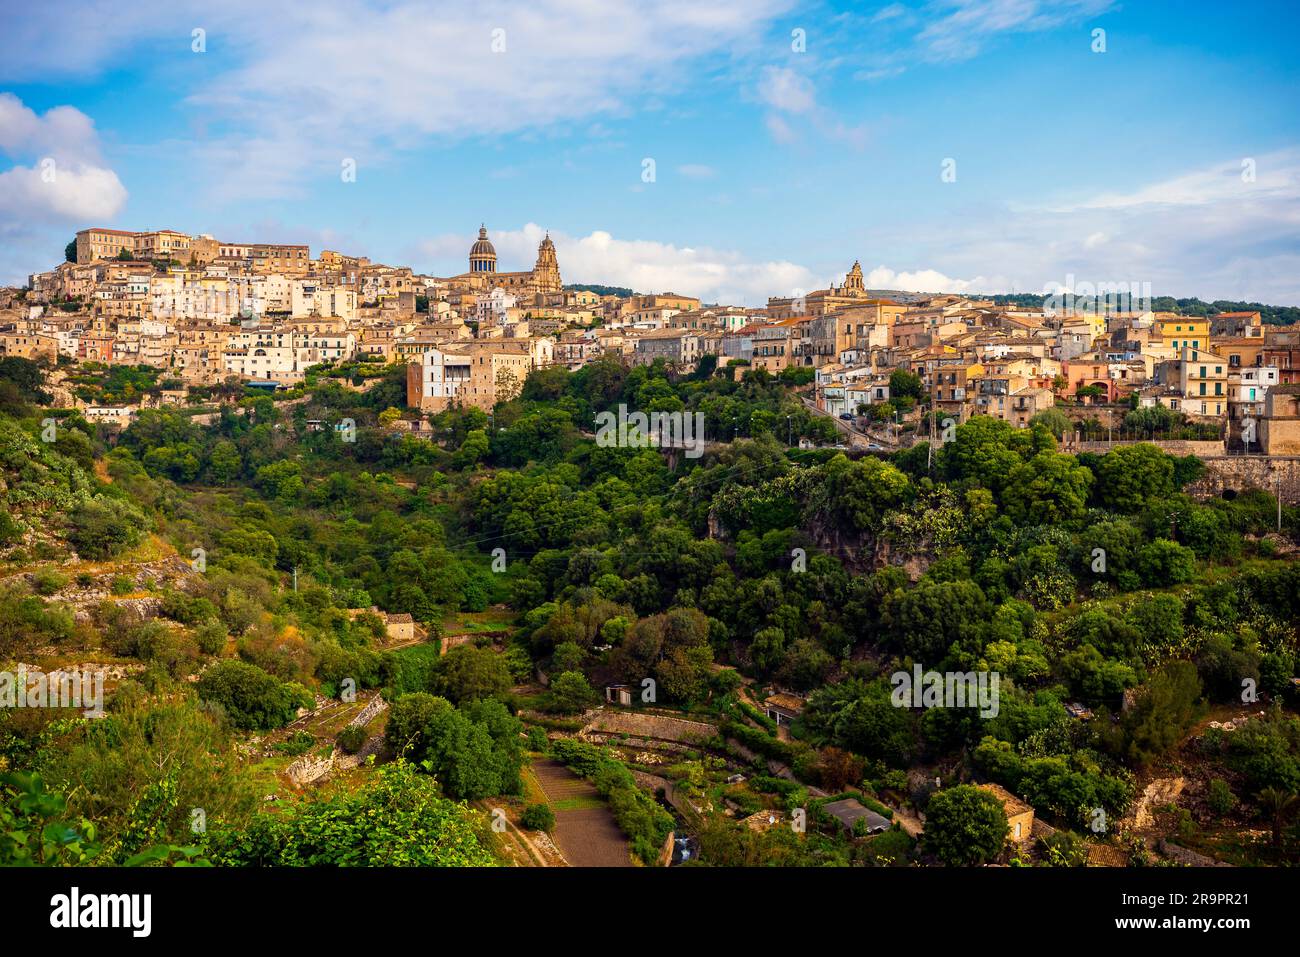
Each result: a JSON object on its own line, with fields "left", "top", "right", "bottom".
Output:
{"left": 892, "top": 805, "right": 924, "bottom": 838}
{"left": 532, "top": 758, "right": 632, "bottom": 867}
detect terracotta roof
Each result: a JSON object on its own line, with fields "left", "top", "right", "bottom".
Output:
{"left": 764, "top": 693, "right": 805, "bottom": 713}
{"left": 977, "top": 782, "right": 1033, "bottom": 817}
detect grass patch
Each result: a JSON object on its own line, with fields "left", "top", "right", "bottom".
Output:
{"left": 551, "top": 796, "right": 606, "bottom": 811}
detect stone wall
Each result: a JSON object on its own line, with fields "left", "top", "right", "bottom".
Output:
{"left": 286, "top": 752, "right": 335, "bottom": 787}
{"left": 580, "top": 709, "right": 717, "bottom": 746}
{"left": 1072, "top": 439, "right": 1225, "bottom": 456}
{"left": 1185, "top": 456, "right": 1300, "bottom": 505}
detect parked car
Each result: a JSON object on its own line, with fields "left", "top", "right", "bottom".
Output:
{"left": 838, "top": 412, "right": 855, "bottom": 421}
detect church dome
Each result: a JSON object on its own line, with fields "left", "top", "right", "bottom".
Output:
{"left": 470, "top": 225, "right": 496, "bottom": 258}
{"left": 469, "top": 225, "right": 497, "bottom": 273}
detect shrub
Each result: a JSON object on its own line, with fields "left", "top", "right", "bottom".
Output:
{"left": 67, "top": 495, "right": 147, "bottom": 559}
{"left": 31, "top": 570, "right": 67, "bottom": 596}
{"left": 520, "top": 803, "right": 555, "bottom": 831}
{"left": 275, "top": 731, "right": 316, "bottom": 756}
{"left": 1206, "top": 778, "right": 1236, "bottom": 816}
{"left": 196, "top": 659, "right": 313, "bottom": 730}
{"left": 525, "top": 726, "right": 550, "bottom": 752}
{"left": 194, "top": 620, "right": 228, "bottom": 656}
{"left": 336, "top": 724, "right": 368, "bottom": 754}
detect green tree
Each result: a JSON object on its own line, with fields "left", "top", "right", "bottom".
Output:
{"left": 549, "top": 670, "right": 598, "bottom": 714}
{"left": 67, "top": 496, "right": 147, "bottom": 559}
{"left": 195, "top": 660, "right": 312, "bottom": 730}
{"left": 1112, "top": 661, "right": 1204, "bottom": 765}
{"left": 1001, "top": 451, "right": 1093, "bottom": 525}
{"left": 1256, "top": 786, "right": 1299, "bottom": 849}
{"left": 1136, "top": 538, "right": 1196, "bottom": 587}
{"left": 923, "top": 785, "right": 1009, "bottom": 866}
{"left": 1093, "top": 444, "right": 1175, "bottom": 513}
{"left": 521, "top": 803, "right": 555, "bottom": 831}
{"left": 207, "top": 761, "right": 493, "bottom": 866}
{"left": 1028, "top": 407, "right": 1072, "bottom": 440}
{"left": 207, "top": 440, "right": 242, "bottom": 484}
{"left": 431, "top": 644, "right": 513, "bottom": 704}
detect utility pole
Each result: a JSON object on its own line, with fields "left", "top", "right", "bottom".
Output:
{"left": 1278, "top": 475, "right": 1283, "bottom": 533}
{"left": 293, "top": 566, "right": 299, "bottom": 592}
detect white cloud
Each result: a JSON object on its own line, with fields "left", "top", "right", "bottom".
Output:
{"left": 864, "top": 264, "right": 1010, "bottom": 294}
{"left": 765, "top": 114, "right": 797, "bottom": 144}
{"left": 1058, "top": 155, "right": 1294, "bottom": 211}
{"left": 0, "top": 163, "right": 127, "bottom": 222}
{"left": 0, "top": 1, "right": 794, "bottom": 200}
{"left": 0, "top": 94, "right": 103, "bottom": 161}
{"left": 418, "top": 223, "right": 822, "bottom": 306}
{"left": 0, "top": 93, "right": 126, "bottom": 225}
{"left": 874, "top": 149, "right": 1300, "bottom": 302}
{"left": 872, "top": 3, "right": 909, "bottom": 23}
{"left": 757, "top": 66, "right": 817, "bottom": 113}
{"left": 677, "top": 164, "right": 717, "bottom": 179}
{"left": 917, "top": 0, "right": 1114, "bottom": 63}
{"left": 755, "top": 64, "right": 868, "bottom": 147}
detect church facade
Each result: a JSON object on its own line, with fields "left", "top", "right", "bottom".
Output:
{"left": 767, "top": 260, "right": 874, "bottom": 319}
{"left": 453, "top": 225, "right": 562, "bottom": 298}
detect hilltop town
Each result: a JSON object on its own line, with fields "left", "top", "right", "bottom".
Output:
{"left": 6, "top": 225, "right": 1300, "bottom": 455}
{"left": 3, "top": 224, "right": 1300, "bottom": 880}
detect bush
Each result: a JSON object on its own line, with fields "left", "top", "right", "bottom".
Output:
{"left": 31, "top": 570, "right": 67, "bottom": 596}
{"left": 196, "top": 659, "right": 313, "bottom": 730}
{"left": 275, "top": 731, "right": 316, "bottom": 756}
{"left": 525, "top": 726, "right": 550, "bottom": 752}
{"left": 1206, "top": 778, "right": 1236, "bottom": 816}
{"left": 194, "top": 620, "right": 228, "bottom": 655}
{"left": 520, "top": 803, "right": 555, "bottom": 831}
{"left": 336, "top": 724, "right": 368, "bottom": 754}
{"left": 67, "top": 495, "right": 147, "bottom": 559}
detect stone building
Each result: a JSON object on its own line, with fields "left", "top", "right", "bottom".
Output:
{"left": 452, "top": 226, "right": 562, "bottom": 298}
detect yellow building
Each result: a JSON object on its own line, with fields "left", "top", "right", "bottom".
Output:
{"left": 977, "top": 783, "right": 1035, "bottom": 843}
{"left": 75, "top": 227, "right": 138, "bottom": 263}
{"left": 1157, "top": 314, "right": 1210, "bottom": 353}
{"left": 1177, "top": 346, "right": 1229, "bottom": 416}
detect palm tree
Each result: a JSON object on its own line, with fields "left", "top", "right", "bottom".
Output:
{"left": 1255, "top": 786, "right": 1298, "bottom": 849}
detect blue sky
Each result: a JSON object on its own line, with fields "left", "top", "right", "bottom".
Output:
{"left": 1, "top": 0, "right": 1298, "bottom": 304}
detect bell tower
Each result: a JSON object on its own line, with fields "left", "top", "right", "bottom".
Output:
{"left": 843, "top": 260, "right": 866, "bottom": 296}
{"left": 532, "top": 231, "right": 562, "bottom": 294}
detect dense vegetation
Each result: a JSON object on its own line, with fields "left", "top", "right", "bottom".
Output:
{"left": 2, "top": 351, "right": 1299, "bottom": 867}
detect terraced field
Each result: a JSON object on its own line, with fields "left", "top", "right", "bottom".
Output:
{"left": 531, "top": 758, "right": 632, "bottom": 867}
